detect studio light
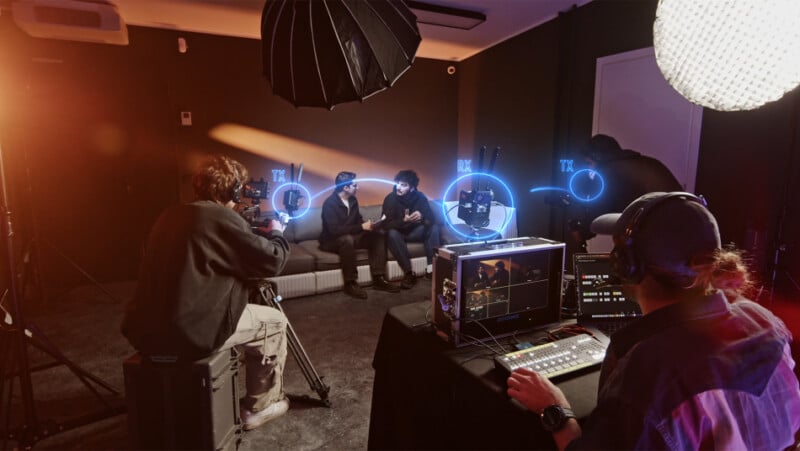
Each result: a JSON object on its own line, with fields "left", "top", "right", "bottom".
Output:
{"left": 406, "top": 1, "right": 485, "bottom": 30}
{"left": 261, "top": 0, "right": 421, "bottom": 109}
{"left": 653, "top": 0, "right": 800, "bottom": 111}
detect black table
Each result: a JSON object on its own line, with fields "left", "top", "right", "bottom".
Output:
{"left": 368, "top": 301, "right": 601, "bottom": 450}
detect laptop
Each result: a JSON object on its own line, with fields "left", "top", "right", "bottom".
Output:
{"left": 573, "top": 253, "right": 642, "bottom": 337}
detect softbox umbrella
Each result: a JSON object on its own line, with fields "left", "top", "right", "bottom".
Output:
{"left": 261, "top": 0, "right": 421, "bottom": 109}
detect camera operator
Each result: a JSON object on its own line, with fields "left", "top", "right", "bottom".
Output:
{"left": 122, "top": 154, "right": 291, "bottom": 431}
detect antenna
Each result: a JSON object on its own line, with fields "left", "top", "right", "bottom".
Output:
{"left": 474, "top": 146, "right": 486, "bottom": 191}
{"left": 485, "top": 147, "right": 500, "bottom": 190}
{"left": 283, "top": 162, "right": 305, "bottom": 219}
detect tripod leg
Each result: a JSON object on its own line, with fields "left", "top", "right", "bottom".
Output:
{"left": 41, "top": 240, "right": 120, "bottom": 303}
{"left": 257, "top": 284, "right": 330, "bottom": 407}
{"left": 26, "top": 323, "right": 120, "bottom": 405}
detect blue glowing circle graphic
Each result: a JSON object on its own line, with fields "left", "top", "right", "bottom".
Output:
{"left": 568, "top": 169, "right": 605, "bottom": 202}
{"left": 441, "top": 172, "right": 515, "bottom": 241}
{"left": 271, "top": 183, "right": 313, "bottom": 220}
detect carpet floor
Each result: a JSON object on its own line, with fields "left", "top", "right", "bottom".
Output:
{"left": 3, "top": 278, "right": 432, "bottom": 450}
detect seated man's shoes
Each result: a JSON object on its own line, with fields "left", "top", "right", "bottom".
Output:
{"left": 344, "top": 281, "right": 368, "bottom": 299}
{"left": 241, "top": 398, "right": 289, "bottom": 431}
{"left": 400, "top": 273, "right": 417, "bottom": 289}
{"left": 372, "top": 276, "right": 400, "bottom": 293}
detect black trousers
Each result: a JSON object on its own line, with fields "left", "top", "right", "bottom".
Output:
{"left": 320, "top": 232, "right": 387, "bottom": 282}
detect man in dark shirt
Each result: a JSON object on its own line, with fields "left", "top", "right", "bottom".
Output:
{"left": 471, "top": 265, "right": 489, "bottom": 289}
{"left": 319, "top": 171, "right": 399, "bottom": 299}
{"left": 569, "top": 134, "right": 682, "bottom": 252}
{"left": 122, "top": 154, "right": 292, "bottom": 431}
{"left": 508, "top": 192, "right": 800, "bottom": 449}
{"left": 489, "top": 260, "right": 510, "bottom": 287}
{"left": 381, "top": 170, "right": 440, "bottom": 288}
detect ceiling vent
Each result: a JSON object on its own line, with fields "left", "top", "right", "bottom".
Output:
{"left": 11, "top": 0, "right": 128, "bottom": 45}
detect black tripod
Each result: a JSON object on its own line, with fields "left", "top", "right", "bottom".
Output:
{"left": 252, "top": 280, "right": 331, "bottom": 407}
{"left": 0, "top": 140, "right": 124, "bottom": 450}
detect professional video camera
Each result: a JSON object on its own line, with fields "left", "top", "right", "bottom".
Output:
{"left": 239, "top": 178, "right": 269, "bottom": 224}
{"left": 458, "top": 146, "right": 500, "bottom": 229}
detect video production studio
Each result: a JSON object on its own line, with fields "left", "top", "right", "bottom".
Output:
{"left": 1, "top": 0, "right": 800, "bottom": 450}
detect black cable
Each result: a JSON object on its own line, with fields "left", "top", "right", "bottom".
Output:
{"left": 464, "top": 319, "right": 509, "bottom": 353}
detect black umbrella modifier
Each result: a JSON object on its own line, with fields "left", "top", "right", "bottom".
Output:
{"left": 261, "top": 0, "right": 421, "bottom": 109}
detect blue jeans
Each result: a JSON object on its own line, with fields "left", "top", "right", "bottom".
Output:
{"left": 386, "top": 223, "right": 440, "bottom": 273}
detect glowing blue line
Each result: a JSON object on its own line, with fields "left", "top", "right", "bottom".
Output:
{"left": 309, "top": 177, "right": 397, "bottom": 202}
{"left": 568, "top": 169, "right": 605, "bottom": 202}
{"left": 270, "top": 183, "right": 314, "bottom": 220}
{"left": 529, "top": 186, "right": 570, "bottom": 194}
{"left": 441, "top": 172, "right": 516, "bottom": 241}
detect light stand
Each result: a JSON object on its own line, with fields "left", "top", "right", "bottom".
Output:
{"left": 0, "top": 137, "right": 124, "bottom": 450}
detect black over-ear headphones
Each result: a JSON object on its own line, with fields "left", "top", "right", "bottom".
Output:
{"left": 610, "top": 192, "right": 706, "bottom": 284}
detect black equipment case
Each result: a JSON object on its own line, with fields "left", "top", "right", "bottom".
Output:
{"left": 123, "top": 349, "right": 242, "bottom": 450}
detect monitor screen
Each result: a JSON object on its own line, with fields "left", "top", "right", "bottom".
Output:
{"left": 432, "top": 237, "right": 565, "bottom": 346}
{"left": 573, "top": 253, "right": 641, "bottom": 318}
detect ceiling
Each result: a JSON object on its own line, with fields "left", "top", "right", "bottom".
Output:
{"left": 111, "top": 0, "right": 593, "bottom": 62}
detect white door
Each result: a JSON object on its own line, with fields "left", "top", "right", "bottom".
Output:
{"left": 592, "top": 47, "right": 702, "bottom": 193}
{"left": 588, "top": 47, "right": 703, "bottom": 253}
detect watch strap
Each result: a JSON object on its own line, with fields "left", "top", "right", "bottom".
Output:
{"left": 540, "top": 405, "right": 576, "bottom": 432}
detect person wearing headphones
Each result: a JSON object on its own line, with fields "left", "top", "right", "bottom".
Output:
{"left": 508, "top": 192, "right": 800, "bottom": 449}
{"left": 319, "top": 171, "right": 400, "bottom": 299}
{"left": 122, "top": 154, "right": 292, "bottom": 431}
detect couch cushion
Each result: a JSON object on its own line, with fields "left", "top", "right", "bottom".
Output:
{"left": 298, "top": 240, "right": 371, "bottom": 271}
{"left": 290, "top": 207, "right": 324, "bottom": 242}
{"left": 428, "top": 199, "right": 462, "bottom": 244}
{"left": 280, "top": 243, "right": 317, "bottom": 275}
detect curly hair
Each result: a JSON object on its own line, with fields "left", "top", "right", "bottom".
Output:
{"left": 691, "top": 246, "right": 754, "bottom": 301}
{"left": 394, "top": 170, "right": 419, "bottom": 189}
{"left": 192, "top": 154, "right": 248, "bottom": 203}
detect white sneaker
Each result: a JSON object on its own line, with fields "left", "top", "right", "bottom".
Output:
{"left": 241, "top": 398, "right": 289, "bottom": 431}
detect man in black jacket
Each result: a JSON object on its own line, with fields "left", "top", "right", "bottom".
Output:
{"left": 122, "top": 154, "right": 291, "bottom": 431}
{"left": 568, "top": 134, "right": 683, "bottom": 254}
{"left": 582, "top": 134, "right": 682, "bottom": 222}
{"left": 319, "top": 171, "right": 400, "bottom": 299}
{"left": 381, "top": 170, "right": 440, "bottom": 288}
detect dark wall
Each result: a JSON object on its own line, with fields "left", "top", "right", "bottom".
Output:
{"left": 457, "top": 15, "right": 561, "bottom": 241}
{"left": 2, "top": 0, "right": 798, "bottom": 297}
{"left": 457, "top": 1, "right": 661, "bottom": 245}
{"left": 0, "top": 19, "right": 459, "bottom": 292}
{"left": 460, "top": 0, "right": 800, "bottom": 292}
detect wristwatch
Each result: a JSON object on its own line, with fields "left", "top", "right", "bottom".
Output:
{"left": 540, "top": 405, "right": 576, "bottom": 432}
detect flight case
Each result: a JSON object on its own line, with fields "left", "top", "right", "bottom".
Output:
{"left": 123, "top": 349, "right": 242, "bottom": 450}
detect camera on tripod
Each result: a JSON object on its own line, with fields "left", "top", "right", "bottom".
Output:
{"left": 238, "top": 178, "right": 269, "bottom": 224}
{"left": 457, "top": 146, "right": 500, "bottom": 230}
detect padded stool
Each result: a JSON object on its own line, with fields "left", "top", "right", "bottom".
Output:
{"left": 123, "top": 349, "right": 241, "bottom": 450}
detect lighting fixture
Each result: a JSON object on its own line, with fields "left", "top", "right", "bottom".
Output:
{"left": 653, "top": 0, "right": 800, "bottom": 111}
{"left": 407, "top": 0, "right": 485, "bottom": 30}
